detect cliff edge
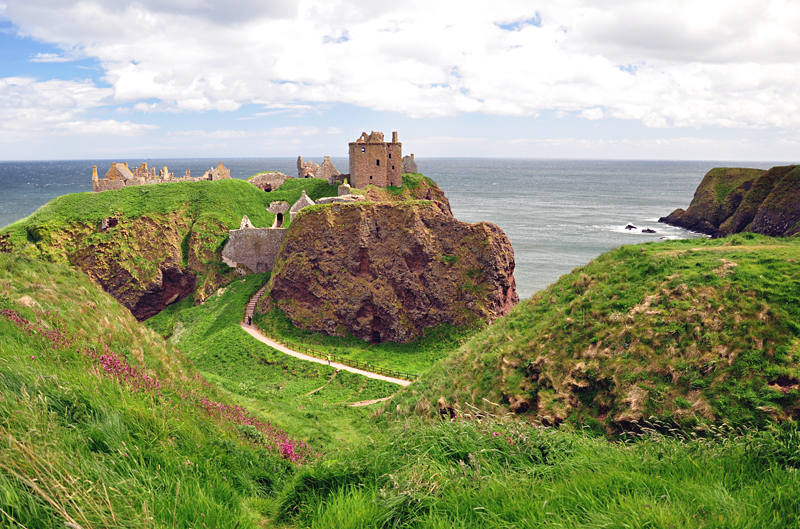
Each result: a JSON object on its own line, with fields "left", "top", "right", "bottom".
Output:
{"left": 659, "top": 165, "right": 800, "bottom": 237}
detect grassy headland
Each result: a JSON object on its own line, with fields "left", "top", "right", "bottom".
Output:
{"left": 390, "top": 233, "right": 800, "bottom": 432}
{"left": 0, "top": 177, "right": 340, "bottom": 313}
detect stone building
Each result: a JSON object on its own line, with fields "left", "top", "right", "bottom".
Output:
{"left": 222, "top": 192, "right": 317, "bottom": 274}
{"left": 92, "top": 161, "right": 231, "bottom": 192}
{"left": 348, "top": 131, "right": 402, "bottom": 189}
{"left": 402, "top": 153, "right": 418, "bottom": 174}
{"left": 316, "top": 156, "right": 345, "bottom": 185}
{"left": 290, "top": 190, "right": 315, "bottom": 222}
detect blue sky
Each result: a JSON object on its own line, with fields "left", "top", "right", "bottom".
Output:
{"left": 1, "top": 0, "right": 799, "bottom": 161}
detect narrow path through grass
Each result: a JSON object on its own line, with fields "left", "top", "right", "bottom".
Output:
{"left": 240, "top": 323, "right": 412, "bottom": 386}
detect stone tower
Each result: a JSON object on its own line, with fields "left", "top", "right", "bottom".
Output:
{"left": 348, "top": 131, "right": 402, "bottom": 189}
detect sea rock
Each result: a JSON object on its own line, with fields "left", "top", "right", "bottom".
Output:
{"left": 268, "top": 201, "right": 518, "bottom": 343}
{"left": 659, "top": 165, "right": 800, "bottom": 237}
{"left": 625, "top": 224, "right": 637, "bottom": 230}
{"left": 641, "top": 228, "right": 656, "bottom": 234}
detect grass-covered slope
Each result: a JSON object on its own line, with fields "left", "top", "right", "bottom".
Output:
{"left": 0, "top": 177, "right": 339, "bottom": 319}
{"left": 276, "top": 411, "right": 800, "bottom": 529}
{"left": 145, "top": 274, "right": 397, "bottom": 448}
{"left": 0, "top": 253, "right": 313, "bottom": 529}
{"left": 392, "top": 234, "right": 800, "bottom": 431}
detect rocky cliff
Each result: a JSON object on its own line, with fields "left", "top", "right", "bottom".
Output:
{"left": 267, "top": 201, "right": 518, "bottom": 343}
{"left": 659, "top": 165, "right": 800, "bottom": 237}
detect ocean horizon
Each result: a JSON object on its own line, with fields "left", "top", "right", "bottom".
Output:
{"left": 0, "top": 157, "right": 789, "bottom": 298}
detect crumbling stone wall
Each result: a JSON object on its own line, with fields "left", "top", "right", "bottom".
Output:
{"left": 402, "top": 153, "right": 418, "bottom": 173}
{"left": 348, "top": 131, "right": 402, "bottom": 189}
{"left": 316, "top": 156, "right": 344, "bottom": 185}
{"left": 249, "top": 172, "right": 289, "bottom": 192}
{"left": 92, "top": 161, "right": 231, "bottom": 192}
{"left": 297, "top": 156, "right": 320, "bottom": 178}
{"left": 221, "top": 228, "right": 287, "bottom": 273}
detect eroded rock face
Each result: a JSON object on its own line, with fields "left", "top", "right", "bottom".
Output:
{"left": 60, "top": 214, "right": 226, "bottom": 321}
{"left": 269, "top": 202, "right": 518, "bottom": 343}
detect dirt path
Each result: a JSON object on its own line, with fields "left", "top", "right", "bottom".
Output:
{"left": 240, "top": 323, "right": 412, "bottom": 386}
{"left": 305, "top": 370, "right": 339, "bottom": 395}
{"left": 348, "top": 396, "right": 394, "bottom": 407}
{"left": 241, "top": 285, "right": 412, "bottom": 386}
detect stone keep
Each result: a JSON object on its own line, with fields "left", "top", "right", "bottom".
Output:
{"left": 348, "top": 131, "right": 402, "bottom": 189}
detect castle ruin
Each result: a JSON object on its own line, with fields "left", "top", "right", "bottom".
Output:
{"left": 92, "top": 161, "right": 231, "bottom": 192}
{"left": 348, "top": 131, "right": 402, "bottom": 189}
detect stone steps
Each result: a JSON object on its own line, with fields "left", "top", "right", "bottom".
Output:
{"left": 244, "top": 284, "right": 269, "bottom": 323}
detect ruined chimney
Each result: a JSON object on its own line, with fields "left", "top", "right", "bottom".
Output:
{"left": 92, "top": 165, "right": 98, "bottom": 182}
{"left": 411, "top": 153, "right": 415, "bottom": 160}
{"left": 392, "top": 131, "right": 398, "bottom": 143}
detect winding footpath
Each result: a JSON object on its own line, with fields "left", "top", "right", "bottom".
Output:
{"left": 241, "top": 286, "right": 412, "bottom": 387}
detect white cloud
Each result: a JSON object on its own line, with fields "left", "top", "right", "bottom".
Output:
{"left": 3, "top": 0, "right": 800, "bottom": 134}
{"left": 0, "top": 77, "right": 156, "bottom": 139}
{"left": 55, "top": 119, "right": 158, "bottom": 135}
{"left": 30, "top": 52, "right": 76, "bottom": 63}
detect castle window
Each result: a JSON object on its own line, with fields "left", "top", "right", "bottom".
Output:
{"left": 361, "top": 148, "right": 365, "bottom": 153}
{"left": 392, "top": 166, "right": 395, "bottom": 170}
{"left": 370, "top": 175, "right": 373, "bottom": 180}
{"left": 376, "top": 159, "right": 380, "bottom": 166}
{"left": 388, "top": 154, "right": 392, "bottom": 159}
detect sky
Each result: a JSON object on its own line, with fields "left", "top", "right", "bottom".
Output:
{"left": 1, "top": 0, "right": 799, "bottom": 161}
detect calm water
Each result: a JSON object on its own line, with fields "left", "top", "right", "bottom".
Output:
{"left": 0, "top": 158, "right": 783, "bottom": 298}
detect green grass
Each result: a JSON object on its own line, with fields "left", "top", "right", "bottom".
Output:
{"left": 0, "top": 253, "right": 301, "bottom": 529}
{"left": 255, "top": 306, "right": 478, "bottom": 376}
{"left": 145, "top": 274, "right": 397, "bottom": 449}
{"left": 391, "top": 234, "right": 800, "bottom": 431}
{"left": 277, "top": 409, "right": 800, "bottom": 528}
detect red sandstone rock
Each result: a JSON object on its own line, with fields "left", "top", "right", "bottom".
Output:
{"left": 268, "top": 201, "right": 518, "bottom": 343}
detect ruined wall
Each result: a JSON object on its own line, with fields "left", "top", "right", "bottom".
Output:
{"left": 297, "top": 156, "right": 320, "bottom": 178}
{"left": 249, "top": 172, "right": 289, "bottom": 192}
{"left": 93, "top": 161, "right": 231, "bottom": 192}
{"left": 221, "top": 228, "right": 287, "bottom": 274}
{"left": 402, "top": 154, "right": 418, "bottom": 174}
{"left": 316, "top": 156, "right": 344, "bottom": 185}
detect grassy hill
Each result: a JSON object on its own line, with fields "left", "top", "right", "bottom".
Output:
{"left": 144, "top": 273, "right": 399, "bottom": 448}
{"left": 0, "top": 253, "right": 311, "bottom": 528}
{"left": 390, "top": 233, "right": 800, "bottom": 432}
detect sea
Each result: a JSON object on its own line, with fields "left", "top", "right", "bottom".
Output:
{"left": 0, "top": 158, "right": 786, "bottom": 299}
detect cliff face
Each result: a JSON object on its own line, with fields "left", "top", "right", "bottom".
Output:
{"left": 268, "top": 201, "right": 518, "bottom": 343}
{"left": 659, "top": 165, "right": 800, "bottom": 237}
{"left": 24, "top": 212, "right": 230, "bottom": 321}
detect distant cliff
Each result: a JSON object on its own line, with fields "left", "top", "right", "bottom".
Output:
{"left": 659, "top": 165, "right": 800, "bottom": 237}
{"left": 267, "top": 201, "right": 518, "bottom": 344}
